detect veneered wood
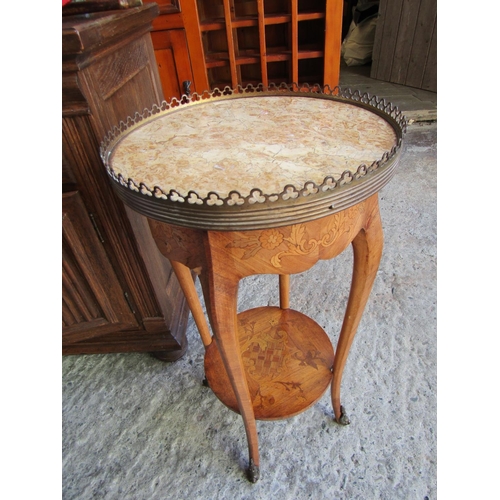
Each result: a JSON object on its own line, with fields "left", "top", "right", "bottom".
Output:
{"left": 331, "top": 195, "right": 384, "bottom": 422}
{"left": 144, "top": 193, "right": 384, "bottom": 476}
{"left": 170, "top": 260, "right": 212, "bottom": 348}
{"left": 205, "top": 307, "right": 334, "bottom": 420}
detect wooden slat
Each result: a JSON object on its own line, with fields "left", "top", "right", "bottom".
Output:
{"left": 222, "top": 0, "right": 239, "bottom": 88}
{"left": 291, "top": 0, "right": 299, "bottom": 85}
{"left": 370, "top": 0, "right": 387, "bottom": 78}
{"left": 323, "top": 0, "right": 343, "bottom": 88}
{"left": 405, "top": 0, "right": 436, "bottom": 89}
{"left": 389, "top": 0, "right": 419, "bottom": 85}
{"left": 298, "top": 50, "right": 323, "bottom": 60}
{"left": 265, "top": 14, "right": 291, "bottom": 25}
{"left": 421, "top": 16, "right": 437, "bottom": 92}
{"left": 297, "top": 12, "right": 325, "bottom": 21}
{"left": 200, "top": 20, "right": 226, "bottom": 31}
{"left": 179, "top": 0, "right": 210, "bottom": 93}
{"left": 371, "top": 0, "right": 404, "bottom": 82}
{"left": 62, "top": 254, "right": 100, "bottom": 322}
{"left": 256, "top": 0, "right": 268, "bottom": 88}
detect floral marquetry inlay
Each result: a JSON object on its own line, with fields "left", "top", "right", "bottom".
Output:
{"left": 204, "top": 307, "right": 335, "bottom": 420}
{"left": 226, "top": 204, "right": 364, "bottom": 268}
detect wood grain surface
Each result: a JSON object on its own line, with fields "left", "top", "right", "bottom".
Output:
{"left": 205, "top": 307, "right": 334, "bottom": 420}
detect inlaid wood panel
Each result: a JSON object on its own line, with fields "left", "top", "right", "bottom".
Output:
{"left": 204, "top": 307, "right": 334, "bottom": 420}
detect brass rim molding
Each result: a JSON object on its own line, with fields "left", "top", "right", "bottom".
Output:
{"left": 101, "top": 83, "right": 407, "bottom": 231}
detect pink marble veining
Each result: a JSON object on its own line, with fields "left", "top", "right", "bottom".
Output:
{"left": 110, "top": 96, "right": 397, "bottom": 199}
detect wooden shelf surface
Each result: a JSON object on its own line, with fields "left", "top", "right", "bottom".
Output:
{"left": 205, "top": 307, "right": 334, "bottom": 421}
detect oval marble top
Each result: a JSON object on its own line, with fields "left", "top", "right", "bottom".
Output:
{"left": 109, "top": 95, "right": 397, "bottom": 199}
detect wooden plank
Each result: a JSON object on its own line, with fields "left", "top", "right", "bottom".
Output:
{"left": 421, "top": 16, "right": 436, "bottom": 92}
{"left": 291, "top": 0, "right": 299, "bottom": 85}
{"left": 370, "top": 0, "right": 387, "bottom": 78}
{"left": 180, "top": 0, "right": 210, "bottom": 93}
{"left": 323, "top": 0, "right": 343, "bottom": 88}
{"left": 372, "top": 0, "right": 403, "bottom": 81}
{"left": 390, "top": 0, "right": 419, "bottom": 85}
{"left": 405, "top": 0, "right": 436, "bottom": 89}
{"left": 257, "top": 0, "right": 269, "bottom": 88}
{"left": 222, "top": 0, "right": 239, "bottom": 88}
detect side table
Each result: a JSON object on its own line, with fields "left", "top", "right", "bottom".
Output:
{"left": 101, "top": 84, "right": 406, "bottom": 482}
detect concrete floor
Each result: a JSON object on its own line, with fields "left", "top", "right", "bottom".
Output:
{"left": 62, "top": 72, "right": 437, "bottom": 499}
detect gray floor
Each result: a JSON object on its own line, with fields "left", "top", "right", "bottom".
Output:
{"left": 62, "top": 69, "right": 437, "bottom": 499}
{"left": 339, "top": 62, "right": 437, "bottom": 122}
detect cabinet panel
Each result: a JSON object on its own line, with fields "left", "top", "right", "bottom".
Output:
{"left": 151, "top": 29, "right": 194, "bottom": 100}
{"left": 62, "top": 191, "right": 137, "bottom": 343}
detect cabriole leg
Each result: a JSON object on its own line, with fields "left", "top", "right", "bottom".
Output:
{"left": 331, "top": 200, "right": 384, "bottom": 424}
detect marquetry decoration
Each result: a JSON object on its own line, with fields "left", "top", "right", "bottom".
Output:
{"left": 98, "top": 83, "right": 405, "bottom": 482}
{"left": 204, "top": 307, "right": 334, "bottom": 420}
{"left": 226, "top": 203, "right": 365, "bottom": 270}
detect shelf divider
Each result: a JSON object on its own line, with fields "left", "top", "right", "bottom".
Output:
{"left": 291, "top": 0, "right": 299, "bottom": 87}
{"left": 256, "top": 0, "right": 268, "bottom": 89}
{"left": 222, "top": 0, "right": 239, "bottom": 88}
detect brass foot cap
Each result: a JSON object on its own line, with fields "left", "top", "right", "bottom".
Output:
{"left": 338, "top": 405, "right": 351, "bottom": 425}
{"left": 247, "top": 459, "right": 260, "bottom": 483}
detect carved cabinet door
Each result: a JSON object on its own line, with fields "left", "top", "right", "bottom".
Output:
{"left": 62, "top": 191, "right": 138, "bottom": 343}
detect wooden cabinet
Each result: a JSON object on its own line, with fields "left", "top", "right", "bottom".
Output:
{"left": 62, "top": 4, "right": 190, "bottom": 360}
{"left": 146, "top": 0, "right": 343, "bottom": 98}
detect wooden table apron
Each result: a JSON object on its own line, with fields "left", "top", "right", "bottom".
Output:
{"left": 100, "top": 86, "right": 406, "bottom": 482}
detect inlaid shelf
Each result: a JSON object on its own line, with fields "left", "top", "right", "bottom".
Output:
{"left": 205, "top": 307, "right": 335, "bottom": 420}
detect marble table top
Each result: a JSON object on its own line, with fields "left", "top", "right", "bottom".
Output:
{"left": 109, "top": 95, "right": 397, "bottom": 200}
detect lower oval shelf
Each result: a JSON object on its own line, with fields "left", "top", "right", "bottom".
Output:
{"left": 204, "top": 306, "right": 334, "bottom": 421}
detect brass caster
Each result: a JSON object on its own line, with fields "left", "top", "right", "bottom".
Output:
{"left": 337, "top": 405, "right": 350, "bottom": 425}
{"left": 247, "top": 459, "right": 260, "bottom": 483}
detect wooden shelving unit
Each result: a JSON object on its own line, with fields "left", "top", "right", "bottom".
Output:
{"left": 190, "top": 0, "right": 342, "bottom": 90}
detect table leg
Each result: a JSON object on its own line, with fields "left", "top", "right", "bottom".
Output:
{"left": 204, "top": 242, "right": 260, "bottom": 482}
{"left": 169, "top": 260, "right": 212, "bottom": 348}
{"left": 279, "top": 274, "right": 290, "bottom": 309}
{"left": 331, "top": 201, "right": 384, "bottom": 424}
